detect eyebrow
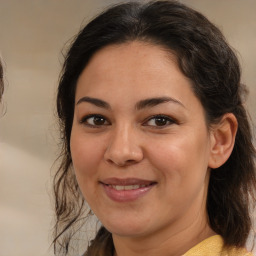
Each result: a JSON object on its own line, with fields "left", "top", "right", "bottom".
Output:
{"left": 76, "top": 96, "right": 184, "bottom": 110}
{"left": 135, "top": 97, "right": 185, "bottom": 110}
{"left": 76, "top": 96, "right": 110, "bottom": 109}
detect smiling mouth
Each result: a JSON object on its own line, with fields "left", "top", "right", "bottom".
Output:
{"left": 100, "top": 178, "right": 157, "bottom": 202}
{"left": 106, "top": 183, "right": 154, "bottom": 191}
{"left": 100, "top": 177, "right": 156, "bottom": 189}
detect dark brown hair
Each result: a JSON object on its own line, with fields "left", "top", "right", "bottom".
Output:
{"left": 53, "top": 1, "right": 256, "bottom": 255}
{"left": 0, "top": 59, "right": 4, "bottom": 101}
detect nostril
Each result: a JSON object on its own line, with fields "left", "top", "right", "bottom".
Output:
{"left": 126, "top": 159, "right": 137, "bottom": 164}
{"left": 106, "top": 158, "right": 137, "bottom": 167}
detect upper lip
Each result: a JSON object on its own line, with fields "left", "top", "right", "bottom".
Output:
{"left": 100, "top": 177, "right": 156, "bottom": 186}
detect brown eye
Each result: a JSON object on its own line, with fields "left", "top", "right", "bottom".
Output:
{"left": 154, "top": 117, "right": 169, "bottom": 126}
{"left": 80, "top": 115, "right": 110, "bottom": 127}
{"left": 92, "top": 116, "right": 106, "bottom": 125}
{"left": 145, "top": 115, "right": 175, "bottom": 127}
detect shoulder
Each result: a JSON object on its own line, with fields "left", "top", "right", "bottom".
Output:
{"left": 222, "top": 246, "right": 254, "bottom": 256}
{"left": 183, "top": 235, "right": 253, "bottom": 256}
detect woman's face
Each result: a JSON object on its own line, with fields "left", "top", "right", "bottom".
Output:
{"left": 70, "top": 41, "right": 214, "bottom": 239}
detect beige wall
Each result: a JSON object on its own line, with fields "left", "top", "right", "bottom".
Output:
{"left": 0, "top": 1, "right": 255, "bottom": 255}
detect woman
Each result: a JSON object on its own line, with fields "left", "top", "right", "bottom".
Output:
{"left": 53, "top": 1, "right": 256, "bottom": 255}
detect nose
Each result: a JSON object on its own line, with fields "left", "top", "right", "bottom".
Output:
{"left": 104, "top": 125, "right": 143, "bottom": 167}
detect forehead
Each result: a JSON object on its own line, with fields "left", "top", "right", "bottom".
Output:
{"left": 75, "top": 41, "right": 201, "bottom": 111}
{"left": 77, "top": 42, "right": 184, "bottom": 90}
{"left": 84, "top": 42, "right": 173, "bottom": 76}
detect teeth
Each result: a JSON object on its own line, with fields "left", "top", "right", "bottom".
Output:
{"left": 111, "top": 184, "right": 147, "bottom": 191}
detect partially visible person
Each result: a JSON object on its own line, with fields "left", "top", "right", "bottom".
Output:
{"left": 0, "top": 58, "right": 4, "bottom": 101}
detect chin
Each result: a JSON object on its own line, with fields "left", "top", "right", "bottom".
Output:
{"left": 103, "top": 219, "right": 150, "bottom": 238}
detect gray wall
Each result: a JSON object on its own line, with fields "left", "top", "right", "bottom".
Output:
{"left": 0, "top": 1, "right": 255, "bottom": 255}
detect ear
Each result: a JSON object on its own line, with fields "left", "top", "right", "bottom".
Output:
{"left": 208, "top": 113, "right": 238, "bottom": 169}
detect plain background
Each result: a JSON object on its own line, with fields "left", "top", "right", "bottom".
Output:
{"left": 0, "top": 1, "right": 255, "bottom": 255}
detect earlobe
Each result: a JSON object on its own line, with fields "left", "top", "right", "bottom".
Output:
{"left": 208, "top": 113, "right": 238, "bottom": 169}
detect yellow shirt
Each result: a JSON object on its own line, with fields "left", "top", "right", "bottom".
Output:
{"left": 183, "top": 235, "right": 253, "bottom": 256}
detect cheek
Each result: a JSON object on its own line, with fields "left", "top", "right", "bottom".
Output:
{"left": 70, "top": 131, "right": 104, "bottom": 191}
{"left": 146, "top": 134, "right": 211, "bottom": 214}
{"left": 146, "top": 132, "right": 210, "bottom": 185}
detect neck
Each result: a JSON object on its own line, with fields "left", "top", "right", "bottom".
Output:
{"left": 113, "top": 209, "right": 216, "bottom": 256}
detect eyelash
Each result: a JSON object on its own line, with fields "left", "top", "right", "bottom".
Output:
{"left": 79, "top": 114, "right": 176, "bottom": 128}
{"left": 79, "top": 114, "right": 110, "bottom": 128}
{"left": 143, "top": 115, "right": 176, "bottom": 128}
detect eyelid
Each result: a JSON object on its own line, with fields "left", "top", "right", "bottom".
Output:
{"left": 79, "top": 114, "right": 110, "bottom": 127}
{"left": 142, "top": 114, "right": 177, "bottom": 127}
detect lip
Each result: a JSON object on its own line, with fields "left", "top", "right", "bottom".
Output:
{"left": 100, "top": 177, "right": 157, "bottom": 202}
